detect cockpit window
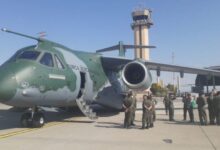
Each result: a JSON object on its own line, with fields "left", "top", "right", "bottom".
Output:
{"left": 40, "top": 52, "right": 54, "bottom": 67}
{"left": 54, "top": 55, "right": 65, "bottom": 69}
{"left": 18, "top": 51, "right": 40, "bottom": 60}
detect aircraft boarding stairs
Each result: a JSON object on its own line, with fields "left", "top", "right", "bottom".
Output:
{"left": 76, "top": 90, "right": 98, "bottom": 120}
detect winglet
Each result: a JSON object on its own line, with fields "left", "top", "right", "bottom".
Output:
{"left": 1, "top": 28, "right": 43, "bottom": 42}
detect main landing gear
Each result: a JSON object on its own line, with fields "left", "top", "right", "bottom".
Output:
{"left": 20, "top": 107, "right": 45, "bottom": 128}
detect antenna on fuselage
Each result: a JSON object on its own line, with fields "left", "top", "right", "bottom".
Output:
{"left": 1, "top": 28, "right": 43, "bottom": 42}
{"left": 37, "top": 31, "right": 47, "bottom": 38}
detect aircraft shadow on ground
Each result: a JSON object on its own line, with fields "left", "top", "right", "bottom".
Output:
{"left": 0, "top": 109, "right": 81, "bottom": 130}
{"left": 159, "top": 119, "right": 200, "bottom": 126}
{"left": 0, "top": 109, "right": 22, "bottom": 130}
{"left": 95, "top": 121, "right": 142, "bottom": 129}
{"left": 0, "top": 106, "right": 120, "bottom": 130}
{"left": 95, "top": 121, "right": 124, "bottom": 129}
{"left": 95, "top": 109, "right": 120, "bottom": 117}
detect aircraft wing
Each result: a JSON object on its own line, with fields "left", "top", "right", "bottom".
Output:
{"left": 145, "top": 61, "right": 220, "bottom": 76}
{"left": 101, "top": 56, "right": 220, "bottom": 76}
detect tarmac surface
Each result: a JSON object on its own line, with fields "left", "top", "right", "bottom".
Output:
{"left": 0, "top": 98, "right": 219, "bottom": 150}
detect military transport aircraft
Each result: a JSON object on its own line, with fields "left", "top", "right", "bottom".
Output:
{"left": 1, "top": 28, "right": 220, "bottom": 128}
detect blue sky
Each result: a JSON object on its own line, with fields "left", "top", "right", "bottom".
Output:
{"left": 1, "top": 0, "right": 220, "bottom": 90}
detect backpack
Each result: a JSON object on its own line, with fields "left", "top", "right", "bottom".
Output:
{"left": 191, "top": 99, "right": 197, "bottom": 109}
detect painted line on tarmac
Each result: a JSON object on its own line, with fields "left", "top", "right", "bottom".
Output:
{"left": 0, "top": 122, "right": 63, "bottom": 139}
{"left": 199, "top": 126, "right": 217, "bottom": 150}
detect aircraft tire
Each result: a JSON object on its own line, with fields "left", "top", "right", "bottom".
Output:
{"left": 20, "top": 112, "right": 32, "bottom": 127}
{"left": 32, "top": 113, "right": 45, "bottom": 128}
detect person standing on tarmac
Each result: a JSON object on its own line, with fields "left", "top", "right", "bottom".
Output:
{"left": 186, "top": 93, "right": 194, "bottom": 123}
{"left": 168, "top": 94, "right": 175, "bottom": 121}
{"left": 182, "top": 93, "right": 188, "bottom": 121}
{"left": 213, "top": 91, "right": 220, "bottom": 125}
{"left": 142, "top": 95, "right": 153, "bottom": 129}
{"left": 196, "top": 92, "right": 208, "bottom": 125}
{"left": 207, "top": 89, "right": 216, "bottom": 125}
{"left": 131, "top": 92, "right": 137, "bottom": 126}
{"left": 150, "top": 95, "right": 157, "bottom": 122}
{"left": 163, "top": 95, "right": 169, "bottom": 115}
{"left": 122, "top": 91, "right": 135, "bottom": 129}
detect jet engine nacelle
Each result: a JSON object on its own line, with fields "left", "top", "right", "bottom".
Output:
{"left": 122, "top": 60, "right": 152, "bottom": 91}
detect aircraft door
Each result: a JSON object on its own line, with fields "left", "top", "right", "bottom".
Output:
{"left": 77, "top": 72, "right": 86, "bottom": 99}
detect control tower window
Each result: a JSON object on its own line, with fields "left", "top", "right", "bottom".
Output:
{"left": 40, "top": 52, "right": 54, "bottom": 67}
{"left": 133, "top": 15, "right": 148, "bottom": 21}
{"left": 54, "top": 55, "right": 65, "bottom": 69}
{"left": 18, "top": 51, "right": 40, "bottom": 60}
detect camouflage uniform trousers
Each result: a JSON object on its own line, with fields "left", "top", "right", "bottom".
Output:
{"left": 124, "top": 109, "right": 132, "bottom": 128}
{"left": 208, "top": 106, "right": 216, "bottom": 124}
{"left": 198, "top": 107, "right": 207, "bottom": 125}
{"left": 165, "top": 104, "right": 169, "bottom": 115}
{"left": 215, "top": 108, "right": 220, "bottom": 125}
{"left": 142, "top": 109, "right": 153, "bottom": 128}
{"left": 169, "top": 106, "right": 174, "bottom": 121}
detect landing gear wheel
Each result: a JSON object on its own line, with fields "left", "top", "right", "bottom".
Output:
{"left": 20, "top": 107, "right": 46, "bottom": 128}
{"left": 32, "top": 113, "right": 45, "bottom": 128}
{"left": 20, "top": 112, "right": 32, "bottom": 127}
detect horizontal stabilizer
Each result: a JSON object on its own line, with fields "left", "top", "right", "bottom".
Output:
{"left": 96, "top": 42, "right": 156, "bottom": 53}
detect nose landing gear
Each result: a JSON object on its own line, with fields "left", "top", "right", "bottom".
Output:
{"left": 20, "top": 107, "right": 45, "bottom": 128}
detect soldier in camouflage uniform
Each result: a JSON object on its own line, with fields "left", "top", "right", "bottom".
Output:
{"left": 163, "top": 95, "right": 169, "bottom": 115}
{"left": 123, "top": 91, "right": 135, "bottom": 128}
{"left": 196, "top": 92, "right": 208, "bottom": 125}
{"left": 186, "top": 93, "right": 194, "bottom": 123}
{"left": 142, "top": 95, "right": 153, "bottom": 129}
{"left": 213, "top": 91, "right": 220, "bottom": 125}
{"left": 168, "top": 94, "right": 175, "bottom": 121}
{"left": 207, "top": 89, "right": 216, "bottom": 125}
{"left": 182, "top": 94, "right": 188, "bottom": 120}
{"left": 131, "top": 93, "right": 137, "bottom": 126}
{"left": 150, "top": 94, "right": 157, "bottom": 122}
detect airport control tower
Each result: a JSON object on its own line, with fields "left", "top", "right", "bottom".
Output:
{"left": 131, "top": 8, "right": 153, "bottom": 60}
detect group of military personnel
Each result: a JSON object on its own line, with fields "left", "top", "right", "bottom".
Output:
{"left": 205, "top": 89, "right": 220, "bottom": 125}
{"left": 181, "top": 90, "right": 220, "bottom": 126}
{"left": 122, "top": 91, "right": 156, "bottom": 129}
{"left": 122, "top": 88, "right": 220, "bottom": 129}
{"left": 163, "top": 89, "right": 220, "bottom": 126}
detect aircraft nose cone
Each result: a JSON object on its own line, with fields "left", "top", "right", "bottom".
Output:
{"left": 0, "top": 70, "right": 17, "bottom": 102}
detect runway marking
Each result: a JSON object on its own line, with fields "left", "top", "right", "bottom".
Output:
{"left": 0, "top": 122, "right": 63, "bottom": 139}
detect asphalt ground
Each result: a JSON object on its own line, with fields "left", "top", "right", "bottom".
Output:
{"left": 0, "top": 99, "right": 219, "bottom": 150}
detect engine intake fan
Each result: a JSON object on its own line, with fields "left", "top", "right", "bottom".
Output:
{"left": 122, "top": 60, "right": 152, "bottom": 91}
